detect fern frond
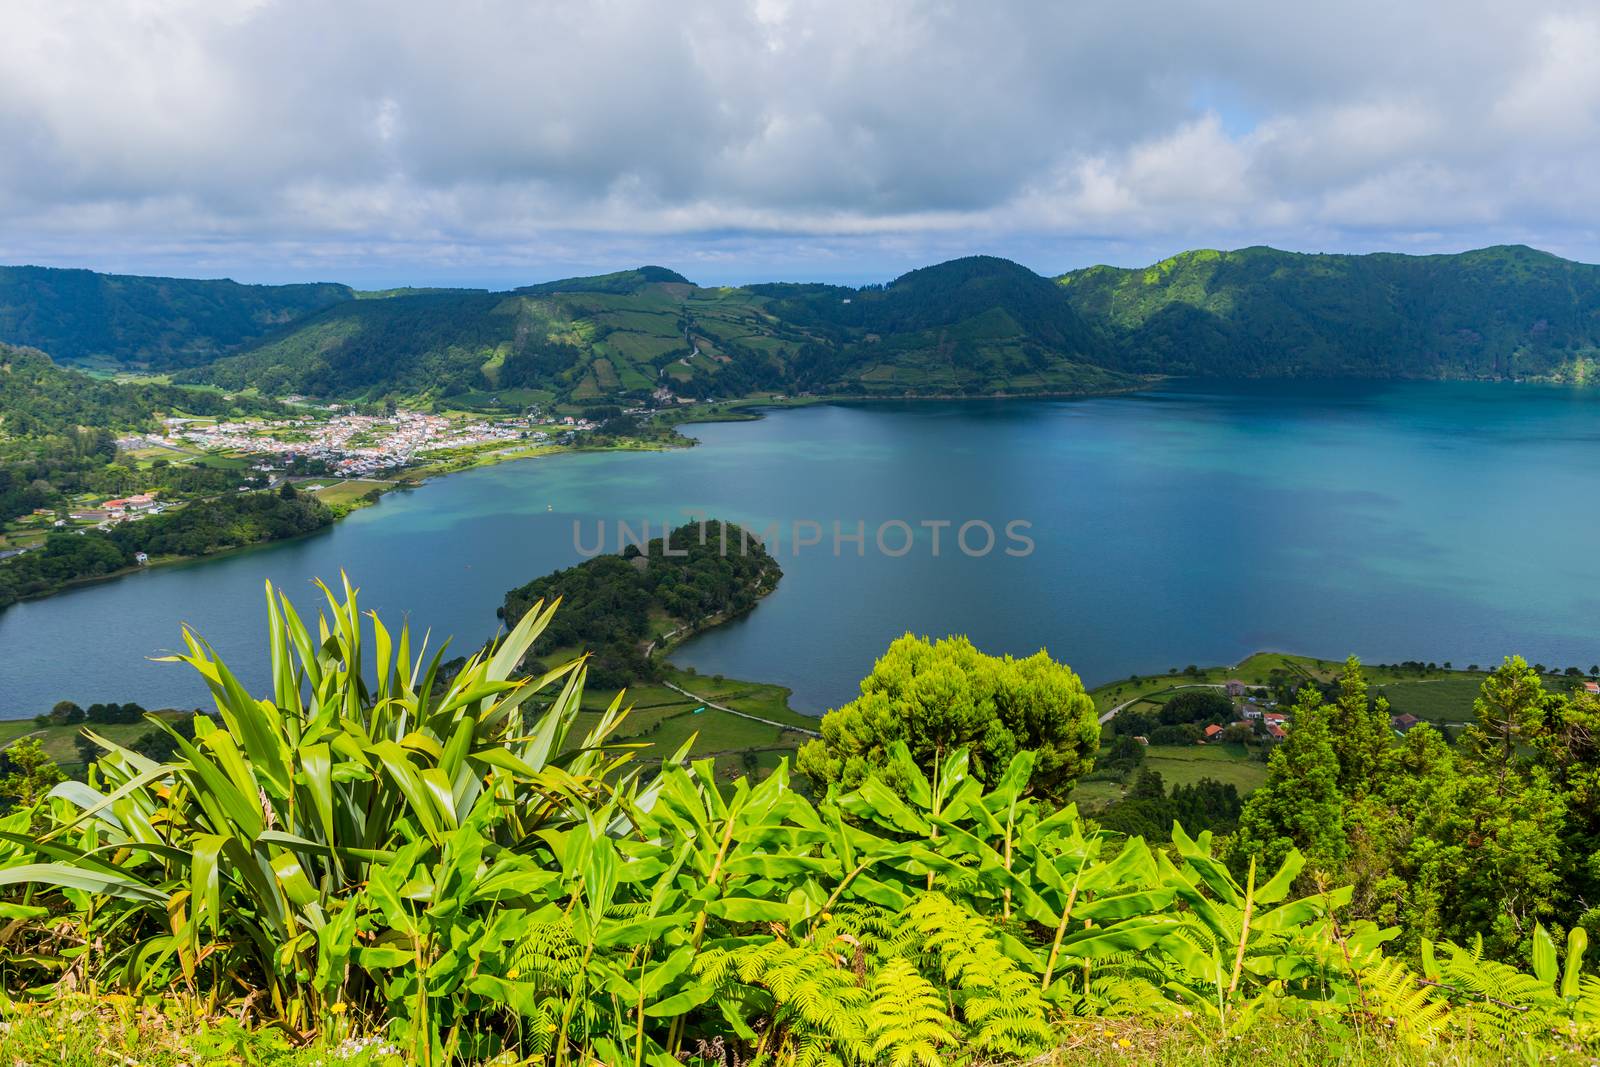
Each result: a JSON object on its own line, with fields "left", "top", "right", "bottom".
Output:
{"left": 866, "top": 957, "right": 960, "bottom": 1066}
{"left": 896, "top": 893, "right": 1054, "bottom": 1057}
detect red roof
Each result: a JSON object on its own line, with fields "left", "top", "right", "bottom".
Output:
{"left": 1203, "top": 724, "right": 1224, "bottom": 737}
{"left": 1266, "top": 723, "right": 1287, "bottom": 739}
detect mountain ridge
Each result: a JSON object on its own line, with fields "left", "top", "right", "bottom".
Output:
{"left": 0, "top": 265, "right": 353, "bottom": 369}
{"left": 3, "top": 244, "right": 1599, "bottom": 402}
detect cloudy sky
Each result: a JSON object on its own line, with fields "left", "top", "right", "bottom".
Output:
{"left": 3, "top": 0, "right": 1600, "bottom": 288}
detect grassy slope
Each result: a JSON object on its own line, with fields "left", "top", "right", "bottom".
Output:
{"left": 571, "top": 666, "right": 815, "bottom": 783}
{"left": 0, "top": 710, "right": 193, "bottom": 775}
{"left": 1087, "top": 650, "right": 1569, "bottom": 721}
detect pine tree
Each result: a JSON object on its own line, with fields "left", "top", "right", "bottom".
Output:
{"left": 1231, "top": 686, "right": 1347, "bottom": 876}
{"left": 1403, "top": 660, "right": 1566, "bottom": 956}
{"left": 1326, "top": 655, "right": 1393, "bottom": 796}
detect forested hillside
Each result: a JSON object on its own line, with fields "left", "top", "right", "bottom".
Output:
{"left": 0, "top": 343, "right": 278, "bottom": 523}
{"left": 1060, "top": 244, "right": 1600, "bottom": 379}
{"left": 0, "top": 265, "right": 350, "bottom": 368}
{"left": 499, "top": 519, "right": 781, "bottom": 687}
{"left": 0, "top": 343, "right": 259, "bottom": 436}
{"left": 188, "top": 258, "right": 1136, "bottom": 403}
{"left": 11, "top": 245, "right": 1600, "bottom": 403}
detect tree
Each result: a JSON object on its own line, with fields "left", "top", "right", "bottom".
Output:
{"left": 1342, "top": 723, "right": 1458, "bottom": 938}
{"left": 0, "top": 738, "right": 65, "bottom": 812}
{"left": 1129, "top": 767, "right": 1166, "bottom": 800}
{"left": 796, "top": 634, "right": 1099, "bottom": 801}
{"left": 1388, "top": 661, "right": 1567, "bottom": 956}
{"left": 1104, "top": 733, "right": 1145, "bottom": 772}
{"left": 1523, "top": 683, "right": 1600, "bottom": 940}
{"left": 1326, "top": 656, "right": 1392, "bottom": 797}
{"left": 48, "top": 700, "right": 84, "bottom": 725}
{"left": 1157, "top": 689, "right": 1231, "bottom": 726}
{"left": 1462, "top": 656, "right": 1547, "bottom": 779}
{"left": 1230, "top": 686, "right": 1346, "bottom": 876}
{"left": 1408, "top": 760, "right": 1564, "bottom": 956}
{"left": 1221, "top": 722, "right": 1254, "bottom": 744}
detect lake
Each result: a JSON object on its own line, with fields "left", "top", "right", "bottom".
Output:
{"left": 5, "top": 379, "right": 1600, "bottom": 718}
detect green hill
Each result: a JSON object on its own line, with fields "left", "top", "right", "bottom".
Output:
{"left": 0, "top": 343, "right": 266, "bottom": 437}
{"left": 499, "top": 519, "right": 781, "bottom": 688}
{"left": 13, "top": 245, "right": 1600, "bottom": 402}
{"left": 1058, "top": 244, "right": 1600, "bottom": 380}
{"left": 0, "top": 265, "right": 352, "bottom": 369}
{"left": 745, "top": 254, "right": 1122, "bottom": 395}
{"left": 188, "top": 257, "right": 1135, "bottom": 403}
{"left": 0, "top": 342, "right": 282, "bottom": 524}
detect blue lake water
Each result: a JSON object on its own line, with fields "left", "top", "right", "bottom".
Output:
{"left": 4, "top": 379, "right": 1600, "bottom": 718}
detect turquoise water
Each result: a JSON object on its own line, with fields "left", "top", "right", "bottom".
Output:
{"left": 4, "top": 380, "right": 1600, "bottom": 717}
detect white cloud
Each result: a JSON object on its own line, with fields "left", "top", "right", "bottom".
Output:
{"left": 1, "top": 0, "right": 1599, "bottom": 284}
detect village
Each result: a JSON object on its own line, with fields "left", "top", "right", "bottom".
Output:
{"left": 117, "top": 406, "right": 598, "bottom": 479}
{"left": 0, "top": 405, "right": 605, "bottom": 554}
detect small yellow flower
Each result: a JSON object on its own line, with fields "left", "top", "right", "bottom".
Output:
{"left": 1118, "top": 1039, "right": 1131, "bottom": 1049}
{"left": 330, "top": 1002, "right": 348, "bottom": 1015}
{"left": 546, "top": 1023, "right": 558, "bottom": 1033}
{"left": 507, "top": 967, "right": 520, "bottom": 979}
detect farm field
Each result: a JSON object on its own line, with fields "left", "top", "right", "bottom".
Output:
{"left": 307, "top": 478, "right": 391, "bottom": 508}
{"left": 0, "top": 710, "right": 194, "bottom": 774}
{"left": 570, "top": 665, "right": 817, "bottom": 781}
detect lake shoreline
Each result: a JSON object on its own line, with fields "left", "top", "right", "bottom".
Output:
{"left": 11, "top": 380, "right": 1600, "bottom": 717}
{"left": 0, "top": 434, "right": 693, "bottom": 614}
{"left": 5, "top": 381, "right": 1160, "bottom": 613}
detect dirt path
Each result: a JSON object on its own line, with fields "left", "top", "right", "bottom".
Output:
{"left": 662, "top": 681, "right": 821, "bottom": 738}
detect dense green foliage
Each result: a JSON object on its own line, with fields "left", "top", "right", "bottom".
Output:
{"left": 3, "top": 344, "right": 185, "bottom": 435}
{"left": 1230, "top": 655, "right": 1600, "bottom": 960}
{"left": 189, "top": 291, "right": 523, "bottom": 398}
{"left": 1060, "top": 244, "right": 1600, "bottom": 380}
{"left": 796, "top": 633, "right": 1101, "bottom": 802}
{"left": 3, "top": 586, "right": 1599, "bottom": 1065}
{"left": 0, "top": 265, "right": 350, "bottom": 368}
{"left": 0, "top": 488, "right": 331, "bottom": 608}
{"left": 499, "top": 519, "right": 780, "bottom": 688}
{"left": 1095, "top": 769, "right": 1243, "bottom": 842}
{"left": 1109, "top": 688, "right": 1237, "bottom": 745}
{"left": 513, "top": 264, "right": 691, "bottom": 296}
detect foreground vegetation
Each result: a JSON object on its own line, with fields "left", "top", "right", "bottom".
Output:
{"left": 0, "top": 581, "right": 1597, "bottom": 1064}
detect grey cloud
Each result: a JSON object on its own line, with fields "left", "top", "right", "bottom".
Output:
{"left": 0, "top": 0, "right": 1598, "bottom": 285}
